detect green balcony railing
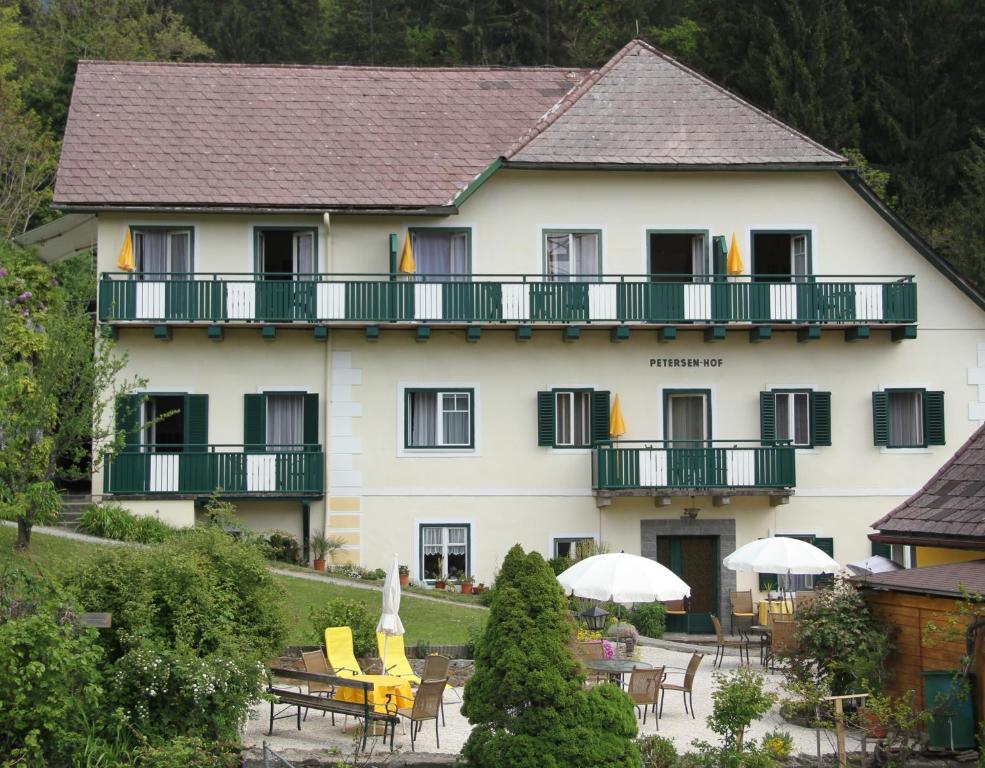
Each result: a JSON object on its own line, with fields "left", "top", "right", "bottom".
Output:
{"left": 98, "top": 272, "right": 917, "bottom": 326}
{"left": 104, "top": 444, "right": 324, "bottom": 496}
{"left": 593, "top": 440, "right": 796, "bottom": 491}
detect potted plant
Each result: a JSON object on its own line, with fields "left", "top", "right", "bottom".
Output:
{"left": 461, "top": 574, "right": 475, "bottom": 594}
{"left": 398, "top": 564, "right": 410, "bottom": 587}
{"left": 474, "top": 582, "right": 486, "bottom": 594}
{"left": 310, "top": 532, "right": 330, "bottom": 571}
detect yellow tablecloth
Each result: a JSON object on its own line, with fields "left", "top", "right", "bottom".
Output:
{"left": 758, "top": 599, "right": 793, "bottom": 625}
{"left": 334, "top": 674, "right": 414, "bottom": 714}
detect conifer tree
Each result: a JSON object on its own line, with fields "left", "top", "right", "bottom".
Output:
{"left": 462, "top": 544, "right": 640, "bottom": 768}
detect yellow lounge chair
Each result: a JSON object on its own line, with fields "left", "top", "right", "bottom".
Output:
{"left": 324, "top": 626, "right": 362, "bottom": 678}
{"left": 377, "top": 632, "right": 421, "bottom": 685}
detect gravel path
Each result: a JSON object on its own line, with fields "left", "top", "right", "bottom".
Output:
{"left": 245, "top": 646, "right": 855, "bottom": 759}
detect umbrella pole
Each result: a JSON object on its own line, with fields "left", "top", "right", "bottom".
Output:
{"left": 382, "top": 635, "right": 388, "bottom": 675}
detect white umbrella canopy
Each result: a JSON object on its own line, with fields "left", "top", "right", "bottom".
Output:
{"left": 376, "top": 553, "right": 405, "bottom": 670}
{"left": 723, "top": 536, "right": 839, "bottom": 576}
{"left": 846, "top": 555, "right": 903, "bottom": 577}
{"left": 557, "top": 552, "right": 691, "bottom": 604}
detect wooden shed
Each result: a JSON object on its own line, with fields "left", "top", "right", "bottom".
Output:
{"left": 859, "top": 560, "right": 985, "bottom": 717}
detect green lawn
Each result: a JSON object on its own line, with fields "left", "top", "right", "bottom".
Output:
{"left": 0, "top": 526, "right": 484, "bottom": 646}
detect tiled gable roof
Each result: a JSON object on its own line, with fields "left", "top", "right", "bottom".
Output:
{"left": 54, "top": 61, "right": 587, "bottom": 209}
{"left": 856, "top": 559, "right": 985, "bottom": 598}
{"left": 54, "top": 40, "right": 847, "bottom": 210}
{"left": 873, "top": 423, "right": 985, "bottom": 545}
{"left": 508, "top": 40, "right": 846, "bottom": 167}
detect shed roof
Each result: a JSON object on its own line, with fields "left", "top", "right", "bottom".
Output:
{"left": 856, "top": 559, "right": 985, "bottom": 598}
{"left": 872, "top": 423, "right": 985, "bottom": 548}
{"left": 54, "top": 40, "right": 847, "bottom": 211}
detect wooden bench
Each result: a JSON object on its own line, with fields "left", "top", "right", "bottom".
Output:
{"left": 267, "top": 667, "right": 399, "bottom": 752}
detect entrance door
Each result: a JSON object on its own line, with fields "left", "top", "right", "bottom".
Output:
{"left": 656, "top": 535, "right": 718, "bottom": 634}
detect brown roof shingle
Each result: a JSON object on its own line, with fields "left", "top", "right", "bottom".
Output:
{"left": 873, "top": 423, "right": 985, "bottom": 545}
{"left": 508, "top": 40, "right": 846, "bottom": 167}
{"left": 857, "top": 559, "right": 985, "bottom": 598}
{"left": 55, "top": 61, "right": 587, "bottom": 209}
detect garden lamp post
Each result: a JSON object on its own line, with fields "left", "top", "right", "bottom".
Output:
{"left": 581, "top": 604, "right": 610, "bottom": 631}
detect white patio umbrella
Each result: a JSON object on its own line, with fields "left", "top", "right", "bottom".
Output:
{"left": 376, "top": 553, "right": 405, "bottom": 673}
{"left": 723, "top": 536, "right": 839, "bottom": 596}
{"left": 557, "top": 552, "right": 691, "bottom": 604}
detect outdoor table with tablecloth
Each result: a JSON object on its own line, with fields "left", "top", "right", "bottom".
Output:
{"left": 334, "top": 674, "right": 414, "bottom": 713}
{"left": 757, "top": 598, "right": 793, "bottom": 625}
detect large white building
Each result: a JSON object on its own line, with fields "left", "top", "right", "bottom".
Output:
{"left": 48, "top": 40, "right": 985, "bottom": 631}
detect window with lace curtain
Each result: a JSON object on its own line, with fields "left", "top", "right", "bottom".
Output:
{"left": 420, "top": 525, "right": 469, "bottom": 581}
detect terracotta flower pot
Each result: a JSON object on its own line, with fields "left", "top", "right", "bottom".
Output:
{"left": 435, "top": 580, "right": 446, "bottom": 590}
{"left": 863, "top": 710, "right": 888, "bottom": 739}
{"left": 399, "top": 573, "right": 410, "bottom": 587}
{"left": 462, "top": 582, "right": 473, "bottom": 594}
{"left": 313, "top": 559, "right": 326, "bottom": 572}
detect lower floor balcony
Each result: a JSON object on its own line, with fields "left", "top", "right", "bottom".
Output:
{"left": 104, "top": 444, "right": 324, "bottom": 497}
{"left": 592, "top": 441, "right": 795, "bottom": 505}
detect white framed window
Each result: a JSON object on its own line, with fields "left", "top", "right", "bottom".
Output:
{"left": 545, "top": 231, "right": 600, "bottom": 282}
{"left": 421, "top": 525, "right": 469, "bottom": 581}
{"left": 405, "top": 389, "right": 473, "bottom": 449}
{"left": 665, "top": 391, "right": 710, "bottom": 444}
{"left": 555, "top": 390, "right": 591, "bottom": 447}
{"left": 411, "top": 229, "right": 469, "bottom": 281}
{"left": 134, "top": 228, "right": 192, "bottom": 279}
{"left": 775, "top": 391, "right": 811, "bottom": 447}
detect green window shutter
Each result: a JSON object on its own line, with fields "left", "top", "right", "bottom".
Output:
{"left": 303, "top": 393, "right": 319, "bottom": 447}
{"left": 811, "top": 391, "right": 832, "bottom": 447}
{"left": 872, "top": 392, "right": 889, "bottom": 446}
{"left": 115, "top": 394, "right": 142, "bottom": 450}
{"left": 712, "top": 236, "right": 727, "bottom": 277}
{"left": 185, "top": 395, "right": 209, "bottom": 447}
{"left": 924, "top": 391, "right": 945, "bottom": 445}
{"left": 759, "top": 392, "right": 776, "bottom": 445}
{"left": 537, "top": 391, "right": 555, "bottom": 447}
{"left": 244, "top": 394, "right": 266, "bottom": 451}
{"left": 591, "top": 390, "right": 611, "bottom": 445}
{"left": 813, "top": 537, "right": 835, "bottom": 585}
{"left": 871, "top": 541, "right": 892, "bottom": 558}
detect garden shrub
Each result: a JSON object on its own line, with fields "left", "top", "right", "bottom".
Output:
{"left": 462, "top": 544, "right": 641, "bottom": 768}
{"left": 548, "top": 555, "right": 574, "bottom": 575}
{"left": 133, "top": 736, "right": 241, "bottom": 767}
{"left": 708, "top": 666, "right": 777, "bottom": 752}
{"left": 760, "top": 730, "right": 794, "bottom": 758}
{"left": 266, "top": 531, "right": 301, "bottom": 564}
{"left": 0, "top": 570, "right": 105, "bottom": 766}
{"left": 309, "top": 598, "right": 376, "bottom": 657}
{"left": 788, "top": 580, "right": 895, "bottom": 696}
{"left": 629, "top": 602, "right": 666, "bottom": 638}
{"left": 78, "top": 502, "right": 179, "bottom": 543}
{"left": 637, "top": 734, "right": 677, "bottom": 768}
{"left": 69, "top": 527, "right": 286, "bottom": 742}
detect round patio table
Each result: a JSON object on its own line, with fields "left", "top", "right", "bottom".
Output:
{"left": 585, "top": 659, "right": 653, "bottom": 686}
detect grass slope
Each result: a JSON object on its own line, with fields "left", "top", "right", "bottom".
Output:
{"left": 0, "top": 527, "right": 482, "bottom": 646}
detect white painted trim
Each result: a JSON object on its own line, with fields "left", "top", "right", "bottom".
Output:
{"left": 350, "top": 486, "right": 916, "bottom": 498}
{"left": 257, "top": 386, "right": 313, "bottom": 393}
{"left": 131, "top": 387, "right": 195, "bottom": 394}
{"left": 396, "top": 381, "right": 481, "bottom": 458}
{"left": 537, "top": 224, "right": 608, "bottom": 277}
{"left": 878, "top": 448, "right": 933, "bottom": 455}
{"left": 546, "top": 448, "right": 592, "bottom": 456}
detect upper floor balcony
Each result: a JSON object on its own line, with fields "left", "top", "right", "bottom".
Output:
{"left": 592, "top": 440, "right": 796, "bottom": 506}
{"left": 104, "top": 444, "right": 324, "bottom": 498}
{"left": 98, "top": 272, "right": 918, "bottom": 332}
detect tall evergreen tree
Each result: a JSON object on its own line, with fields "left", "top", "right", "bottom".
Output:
{"left": 462, "top": 545, "right": 640, "bottom": 768}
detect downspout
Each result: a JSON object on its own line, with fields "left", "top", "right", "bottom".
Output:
{"left": 322, "top": 212, "right": 333, "bottom": 541}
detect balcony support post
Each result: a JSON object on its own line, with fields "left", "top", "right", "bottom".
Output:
{"left": 658, "top": 327, "right": 677, "bottom": 343}
{"left": 595, "top": 492, "right": 612, "bottom": 509}
{"left": 653, "top": 496, "right": 672, "bottom": 507}
{"left": 610, "top": 326, "right": 630, "bottom": 343}
{"left": 749, "top": 327, "right": 772, "bottom": 343}
{"left": 797, "top": 326, "right": 822, "bottom": 343}
{"left": 891, "top": 325, "right": 917, "bottom": 342}
{"left": 416, "top": 326, "right": 431, "bottom": 343}
{"left": 100, "top": 324, "right": 118, "bottom": 340}
{"left": 207, "top": 325, "right": 224, "bottom": 342}
{"left": 466, "top": 327, "right": 481, "bottom": 343}
{"left": 704, "top": 326, "right": 726, "bottom": 342}
{"left": 563, "top": 327, "right": 581, "bottom": 343}
{"left": 153, "top": 325, "right": 171, "bottom": 341}
{"left": 769, "top": 494, "right": 791, "bottom": 507}
{"left": 365, "top": 325, "right": 380, "bottom": 341}
{"left": 261, "top": 325, "right": 276, "bottom": 341}
{"left": 845, "top": 326, "right": 870, "bottom": 342}
{"left": 515, "top": 325, "right": 532, "bottom": 341}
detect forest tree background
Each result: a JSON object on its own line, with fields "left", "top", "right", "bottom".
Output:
{"left": 1, "top": 0, "right": 983, "bottom": 288}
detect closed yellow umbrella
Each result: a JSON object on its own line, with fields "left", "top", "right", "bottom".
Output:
{"left": 609, "top": 394, "right": 627, "bottom": 438}
{"left": 117, "top": 228, "right": 135, "bottom": 272}
{"left": 398, "top": 232, "right": 415, "bottom": 274}
{"left": 727, "top": 233, "right": 744, "bottom": 275}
